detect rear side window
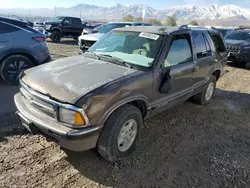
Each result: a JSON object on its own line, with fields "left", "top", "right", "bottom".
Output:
{"left": 164, "top": 34, "right": 193, "bottom": 67}
{"left": 0, "top": 22, "right": 20, "bottom": 34}
{"left": 192, "top": 32, "right": 211, "bottom": 59}
{"left": 72, "top": 18, "right": 81, "bottom": 26}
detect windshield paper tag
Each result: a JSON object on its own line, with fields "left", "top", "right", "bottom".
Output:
{"left": 139, "top": 32, "right": 159, "bottom": 40}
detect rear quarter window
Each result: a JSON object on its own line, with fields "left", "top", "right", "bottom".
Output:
{"left": 0, "top": 22, "right": 20, "bottom": 34}
{"left": 210, "top": 33, "right": 226, "bottom": 53}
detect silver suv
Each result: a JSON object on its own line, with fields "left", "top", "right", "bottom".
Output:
{"left": 0, "top": 17, "right": 51, "bottom": 85}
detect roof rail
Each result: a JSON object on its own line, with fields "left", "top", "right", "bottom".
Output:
{"left": 236, "top": 25, "right": 250, "bottom": 30}
{"left": 179, "top": 25, "right": 188, "bottom": 29}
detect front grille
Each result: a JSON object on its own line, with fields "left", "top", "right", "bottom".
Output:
{"left": 226, "top": 45, "right": 240, "bottom": 52}
{"left": 20, "top": 81, "right": 55, "bottom": 118}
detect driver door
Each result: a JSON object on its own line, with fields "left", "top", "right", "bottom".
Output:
{"left": 62, "top": 17, "right": 73, "bottom": 36}
{"left": 151, "top": 33, "right": 195, "bottom": 115}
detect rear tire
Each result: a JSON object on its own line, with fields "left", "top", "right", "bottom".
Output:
{"left": 193, "top": 75, "right": 217, "bottom": 105}
{"left": 97, "top": 104, "right": 142, "bottom": 162}
{"left": 0, "top": 55, "right": 33, "bottom": 85}
{"left": 50, "top": 31, "right": 61, "bottom": 43}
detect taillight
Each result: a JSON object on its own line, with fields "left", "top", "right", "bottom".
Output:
{"left": 32, "top": 37, "right": 45, "bottom": 43}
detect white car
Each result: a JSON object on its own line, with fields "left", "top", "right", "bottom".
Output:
{"left": 78, "top": 22, "right": 152, "bottom": 52}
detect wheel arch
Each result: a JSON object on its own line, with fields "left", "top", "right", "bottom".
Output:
{"left": 212, "top": 69, "right": 221, "bottom": 80}
{"left": 51, "top": 27, "right": 62, "bottom": 34}
{"left": 100, "top": 94, "right": 150, "bottom": 127}
{"left": 0, "top": 49, "right": 38, "bottom": 66}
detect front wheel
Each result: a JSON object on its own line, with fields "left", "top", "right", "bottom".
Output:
{"left": 97, "top": 104, "right": 142, "bottom": 162}
{"left": 193, "top": 75, "right": 217, "bottom": 105}
{"left": 0, "top": 55, "right": 33, "bottom": 85}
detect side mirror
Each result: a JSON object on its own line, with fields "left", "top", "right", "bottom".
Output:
{"left": 159, "top": 70, "right": 172, "bottom": 93}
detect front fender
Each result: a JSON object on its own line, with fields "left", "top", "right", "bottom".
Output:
{"left": 98, "top": 93, "right": 150, "bottom": 127}
{"left": 50, "top": 27, "right": 62, "bottom": 33}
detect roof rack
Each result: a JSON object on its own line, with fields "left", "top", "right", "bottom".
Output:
{"left": 235, "top": 25, "right": 250, "bottom": 30}
{"left": 178, "top": 24, "right": 214, "bottom": 30}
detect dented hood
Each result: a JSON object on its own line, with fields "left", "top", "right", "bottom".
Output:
{"left": 22, "top": 55, "right": 137, "bottom": 104}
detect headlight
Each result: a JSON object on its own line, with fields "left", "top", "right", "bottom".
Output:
{"left": 45, "top": 24, "right": 51, "bottom": 30}
{"left": 82, "top": 30, "right": 88, "bottom": 35}
{"left": 59, "top": 108, "right": 86, "bottom": 126}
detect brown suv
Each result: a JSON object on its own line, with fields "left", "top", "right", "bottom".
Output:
{"left": 15, "top": 26, "right": 227, "bottom": 162}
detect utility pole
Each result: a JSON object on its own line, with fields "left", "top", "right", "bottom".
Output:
{"left": 105, "top": 10, "right": 107, "bottom": 22}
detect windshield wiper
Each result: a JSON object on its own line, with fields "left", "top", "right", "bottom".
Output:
{"left": 85, "top": 51, "right": 100, "bottom": 60}
{"left": 98, "top": 54, "right": 133, "bottom": 68}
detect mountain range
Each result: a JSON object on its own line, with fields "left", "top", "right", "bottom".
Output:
{"left": 1, "top": 4, "right": 250, "bottom": 22}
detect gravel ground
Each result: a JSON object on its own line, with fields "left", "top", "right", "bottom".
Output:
{"left": 1, "top": 39, "right": 250, "bottom": 188}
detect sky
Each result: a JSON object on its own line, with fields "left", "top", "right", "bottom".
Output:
{"left": 1, "top": 0, "right": 250, "bottom": 9}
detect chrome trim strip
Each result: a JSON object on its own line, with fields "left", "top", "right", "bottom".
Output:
{"left": 20, "top": 80, "right": 91, "bottom": 127}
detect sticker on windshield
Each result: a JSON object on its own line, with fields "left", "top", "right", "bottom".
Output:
{"left": 139, "top": 32, "right": 159, "bottom": 40}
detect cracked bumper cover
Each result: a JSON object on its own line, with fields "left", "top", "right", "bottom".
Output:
{"left": 14, "top": 93, "right": 101, "bottom": 151}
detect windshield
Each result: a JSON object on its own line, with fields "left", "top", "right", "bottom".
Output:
{"left": 88, "top": 30, "right": 164, "bottom": 68}
{"left": 217, "top": 29, "right": 231, "bottom": 37}
{"left": 48, "top": 17, "right": 65, "bottom": 22}
{"left": 225, "top": 31, "right": 250, "bottom": 40}
{"left": 94, "top": 24, "right": 105, "bottom": 31}
{"left": 98, "top": 24, "right": 126, "bottom": 34}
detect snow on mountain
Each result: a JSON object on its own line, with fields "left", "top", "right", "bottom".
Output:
{"left": 1, "top": 3, "right": 250, "bottom": 21}
{"left": 165, "top": 4, "right": 250, "bottom": 20}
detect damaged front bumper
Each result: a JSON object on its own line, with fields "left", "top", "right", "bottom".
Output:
{"left": 14, "top": 93, "right": 101, "bottom": 151}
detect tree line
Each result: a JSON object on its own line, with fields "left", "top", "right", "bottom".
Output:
{"left": 123, "top": 14, "right": 199, "bottom": 26}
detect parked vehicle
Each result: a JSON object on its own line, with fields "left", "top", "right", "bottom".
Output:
{"left": 225, "top": 27, "right": 250, "bottom": 69}
{"left": 211, "top": 27, "right": 233, "bottom": 38}
{"left": 81, "top": 24, "right": 106, "bottom": 35}
{"left": 42, "top": 16, "right": 83, "bottom": 42}
{"left": 33, "top": 21, "right": 51, "bottom": 38}
{"left": 78, "top": 22, "right": 152, "bottom": 52}
{"left": 0, "top": 17, "right": 51, "bottom": 85}
{"left": 15, "top": 25, "right": 226, "bottom": 162}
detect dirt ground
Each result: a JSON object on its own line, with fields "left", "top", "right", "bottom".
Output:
{"left": 1, "top": 39, "right": 250, "bottom": 188}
